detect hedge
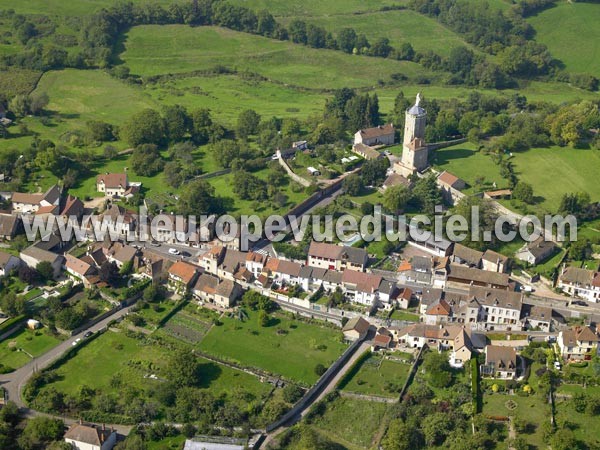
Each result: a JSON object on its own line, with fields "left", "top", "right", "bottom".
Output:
{"left": 471, "top": 358, "right": 481, "bottom": 414}
{"left": 0, "top": 315, "right": 26, "bottom": 335}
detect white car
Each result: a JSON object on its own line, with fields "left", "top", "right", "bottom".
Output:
{"left": 71, "top": 338, "right": 82, "bottom": 346}
{"left": 554, "top": 361, "right": 562, "bottom": 370}
{"left": 168, "top": 248, "right": 180, "bottom": 255}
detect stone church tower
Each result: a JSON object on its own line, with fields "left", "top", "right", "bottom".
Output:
{"left": 395, "top": 93, "right": 429, "bottom": 178}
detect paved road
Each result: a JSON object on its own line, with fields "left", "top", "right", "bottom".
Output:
{"left": 0, "top": 305, "right": 135, "bottom": 412}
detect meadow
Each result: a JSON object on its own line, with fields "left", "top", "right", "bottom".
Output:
{"left": 38, "top": 328, "right": 272, "bottom": 402}
{"left": 199, "top": 309, "right": 347, "bottom": 384}
{"left": 308, "top": 396, "right": 389, "bottom": 449}
{"left": 121, "top": 25, "right": 431, "bottom": 88}
{"left": 528, "top": 2, "right": 600, "bottom": 76}
{"left": 0, "top": 0, "right": 174, "bottom": 16}
{"left": 0, "top": 328, "right": 61, "bottom": 371}
{"left": 338, "top": 353, "right": 412, "bottom": 398}
{"left": 434, "top": 143, "right": 600, "bottom": 213}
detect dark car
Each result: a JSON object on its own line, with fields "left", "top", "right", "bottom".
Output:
{"left": 83, "top": 331, "right": 93, "bottom": 338}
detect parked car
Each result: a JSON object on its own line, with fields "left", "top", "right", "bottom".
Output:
{"left": 168, "top": 248, "right": 180, "bottom": 255}
{"left": 83, "top": 331, "right": 93, "bottom": 338}
{"left": 554, "top": 360, "right": 562, "bottom": 370}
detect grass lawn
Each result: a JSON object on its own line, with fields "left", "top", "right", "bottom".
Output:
{"left": 433, "top": 142, "right": 506, "bottom": 194}
{"left": 511, "top": 146, "right": 600, "bottom": 213}
{"left": 339, "top": 354, "right": 411, "bottom": 398}
{"left": 528, "top": 2, "right": 600, "bottom": 75}
{"left": 40, "top": 328, "right": 272, "bottom": 401}
{"left": 199, "top": 310, "right": 346, "bottom": 384}
{"left": 227, "top": 0, "right": 404, "bottom": 17}
{"left": 0, "top": 328, "right": 61, "bottom": 372}
{"left": 530, "top": 248, "right": 565, "bottom": 278}
{"left": 121, "top": 25, "right": 431, "bottom": 88}
{"left": 555, "top": 389, "right": 600, "bottom": 448}
{"left": 482, "top": 391, "right": 549, "bottom": 448}
{"left": 310, "top": 396, "right": 389, "bottom": 449}
{"left": 389, "top": 309, "right": 420, "bottom": 322}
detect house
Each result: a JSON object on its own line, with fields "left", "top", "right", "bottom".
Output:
{"left": 183, "top": 438, "right": 246, "bottom": 450}
{"left": 378, "top": 279, "right": 401, "bottom": 308}
{"left": 193, "top": 273, "right": 243, "bottom": 308}
{"left": 381, "top": 173, "right": 411, "bottom": 191}
{"left": 199, "top": 245, "right": 225, "bottom": 275}
{"left": 307, "top": 241, "right": 368, "bottom": 272}
{"left": 0, "top": 251, "right": 20, "bottom": 277}
{"left": 20, "top": 244, "right": 64, "bottom": 278}
{"left": 352, "top": 143, "right": 382, "bottom": 160}
{"left": 451, "top": 243, "right": 483, "bottom": 268}
{"left": 521, "top": 304, "right": 552, "bottom": 332}
{"left": 446, "top": 264, "right": 511, "bottom": 290}
{"left": 341, "top": 270, "right": 382, "bottom": 306}
{"left": 515, "top": 237, "right": 558, "bottom": 265}
{"left": 168, "top": 261, "right": 199, "bottom": 294}
{"left": 557, "top": 266, "right": 600, "bottom": 303}
{"left": 217, "top": 248, "right": 247, "bottom": 281}
{"left": 449, "top": 328, "right": 473, "bottom": 368}
{"left": 469, "top": 286, "right": 523, "bottom": 331}
{"left": 60, "top": 194, "right": 84, "bottom": 223}
{"left": 342, "top": 316, "right": 371, "bottom": 341}
{"left": 396, "top": 323, "right": 465, "bottom": 352}
{"left": 482, "top": 249, "right": 510, "bottom": 273}
{"left": 396, "top": 287, "right": 413, "bottom": 309}
{"left": 558, "top": 326, "right": 599, "bottom": 361}
{"left": 245, "top": 251, "right": 267, "bottom": 277}
{"left": 64, "top": 254, "right": 97, "bottom": 287}
{"left": 12, "top": 185, "right": 61, "bottom": 214}
{"left": 481, "top": 345, "right": 517, "bottom": 379}
{"left": 106, "top": 243, "right": 138, "bottom": 269}
{"left": 423, "top": 298, "right": 452, "bottom": 325}
{"left": 353, "top": 124, "right": 395, "bottom": 146}
{"left": 372, "top": 332, "right": 392, "bottom": 351}
{"left": 436, "top": 171, "right": 465, "bottom": 205}
{"left": 100, "top": 204, "right": 137, "bottom": 240}
{"left": 64, "top": 422, "right": 117, "bottom": 450}
{"left": 96, "top": 173, "right": 129, "bottom": 197}
{"left": 140, "top": 254, "right": 167, "bottom": 285}
{"left": 0, "top": 213, "right": 22, "bottom": 240}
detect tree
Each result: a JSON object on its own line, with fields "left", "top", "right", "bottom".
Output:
{"left": 177, "top": 179, "right": 219, "bottom": 215}
{"left": 452, "top": 196, "right": 499, "bottom": 250}
{"left": 119, "top": 260, "right": 133, "bottom": 276}
{"left": 288, "top": 20, "right": 307, "bottom": 44}
{"left": 343, "top": 174, "right": 363, "bottom": 196}
{"left": 18, "top": 417, "right": 64, "bottom": 450}
{"left": 86, "top": 120, "right": 115, "bottom": 142}
{"left": 190, "top": 108, "right": 213, "bottom": 144}
{"left": 163, "top": 104, "right": 190, "bottom": 142}
{"left": 550, "top": 428, "right": 578, "bottom": 450}
{"left": 258, "top": 309, "right": 270, "bottom": 327}
{"left": 99, "top": 261, "right": 119, "bottom": 284}
{"left": 411, "top": 175, "right": 443, "bottom": 215}
{"left": 423, "top": 351, "right": 453, "bottom": 388}
{"left": 18, "top": 265, "right": 38, "bottom": 284}
{"left": 120, "top": 109, "right": 165, "bottom": 147}
{"left": 236, "top": 109, "right": 261, "bottom": 140}
{"left": 36, "top": 261, "right": 55, "bottom": 281}
{"left": 314, "top": 364, "right": 326, "bottom": 376}
{"left": 512, "top": 181, "right": 534, "bottom": 204}
{"left": 569, "top": 239, "right": 592, "bottom": 261}
{"left": 282, "top": 384, "right": 304, "bottom": 404}
{"left": 337, "top": 28, "right": 357, "bottom": 53}
{"left": 0, "top": 292, "right": 25, "bottom": 317}
{"left": 130, "top": 144, "right": 164, "bottom": 177}
{"left": 382, "top": 419, "right": 422, "bottom": 450}
{"left": 211, "top": 140, "right": 241, "bottom": 168}
{"left": 166, "top": 349, "right": 200, "bottom": 388}
{"left": 383, "top": 184, "right": 411, "bottom": 212}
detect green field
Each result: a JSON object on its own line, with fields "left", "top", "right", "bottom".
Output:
{"left": 434, "top": 143, "right": 600, "bottom": 213}
{"left": 227, "top": 0, "right": 406, "bottom": 17}
{"left": 0, "top": 0, "right": 174, "bottom": 16}
{"left": 511, "top": 146, "right": 600, "bottom": 212}
{"left": 339, "top": 353, "right": 411, "bottom": 398}
{"left": 121, "top": 25, "right": 430, "bottom": 88}
{"left": 281, "top": 9, "right": 477, "bottom": 56}
{"left": 529, "top": 2, "right": 600, "bottom": 76}
{"left": 433, "top": 142, "right": 506, "bottom": 193}
{"left": 39, "top": 328, "right": 272, "bottom": 400}
{"left": 309, "top": 396, "right": 389, "bottom": 449}
{"left": 0, "top": 328, "right": 61, "bottom": 372}
{"left": 199, "top": 310, "right": 347, "bottom": 384}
